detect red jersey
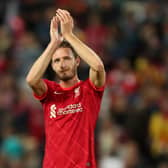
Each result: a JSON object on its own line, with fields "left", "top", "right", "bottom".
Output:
{"left": 34, "top": 78, "right": 105, "bottom": 168}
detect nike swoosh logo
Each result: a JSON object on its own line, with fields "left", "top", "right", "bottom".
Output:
{"left": 54, "top": 91, "right": 63, "bottom": 94}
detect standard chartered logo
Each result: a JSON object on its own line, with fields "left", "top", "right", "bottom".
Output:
{"left": 50, "top": 104, "right": 57, "bottom": 118}
{"left": 49, "top": 103, "right": 83, "bottom": 119}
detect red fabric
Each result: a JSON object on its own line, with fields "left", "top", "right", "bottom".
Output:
{"left": 34, "top": 79, "right": 105, "bottom": 168}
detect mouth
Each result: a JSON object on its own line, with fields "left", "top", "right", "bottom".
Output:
{"left": 59, "top": 70, "right": 69, "bottom": 74}
{"left": 60, "top": 69, "right": 69, "bottom": 73}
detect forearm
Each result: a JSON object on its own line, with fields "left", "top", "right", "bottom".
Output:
{"left": 65, "top": 34, "right": 104, "bottom": 71}
{"left": 26, "top": 41, "right": 57, "bottom": 85}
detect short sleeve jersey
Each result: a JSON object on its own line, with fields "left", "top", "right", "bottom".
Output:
{"left": 34, "top": 78, "right": 105, "bottom": 168}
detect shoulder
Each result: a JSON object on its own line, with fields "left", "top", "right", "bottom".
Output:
{"left": 43, "top": 79, "right": 59, "bottom": 89}
{"left": 43, "top": 79, "right": 56, "bottom": 85}
{"left": 82, "top": 78, "right": 105, "bottom": 92}
{"left": 34, "top": 79, "right": 60, "bottom": 102}
{"left": 42, "top": 79, "right": 61, "bottom": 96}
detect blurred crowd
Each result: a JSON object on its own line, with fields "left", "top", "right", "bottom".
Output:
{"left": 0, "top": 0, "right": 168, "bottom": 168}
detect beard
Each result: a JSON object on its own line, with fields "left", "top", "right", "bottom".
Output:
{"left": 56, "top": 67, "right": 77, "bottom": 82}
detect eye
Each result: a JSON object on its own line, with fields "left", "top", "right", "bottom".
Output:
{"left": 54, "top": 59, "right": 59, "bottom": 63}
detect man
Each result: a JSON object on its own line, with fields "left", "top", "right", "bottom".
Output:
{"left": 26, "top": 9, "right": 106, "bottom": 168}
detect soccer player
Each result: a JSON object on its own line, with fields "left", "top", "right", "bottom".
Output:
{"left": 26, "top": 9, "right": 106, "bottom": 168}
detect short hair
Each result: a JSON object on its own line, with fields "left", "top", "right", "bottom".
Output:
{"left": 57, "top": 40, "right": 78, "bottom": 58}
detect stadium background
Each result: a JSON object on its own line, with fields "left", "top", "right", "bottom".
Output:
{"left": 0, "top": 0, "right": 168, "bottom": 167}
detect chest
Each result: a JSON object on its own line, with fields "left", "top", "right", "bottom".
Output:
{"left": 44, "top": 86, "right": 90, "bottom": 122}
{"left": 49, "top": 86, "right": 83, "bottom": 105}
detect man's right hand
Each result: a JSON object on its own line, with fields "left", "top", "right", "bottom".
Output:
{"left": 56, "top": 9, "right": 74, "bottom": 40}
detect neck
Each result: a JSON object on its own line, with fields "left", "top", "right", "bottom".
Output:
{"left": 59, "top": 76, "right": 80, "bottom": 88}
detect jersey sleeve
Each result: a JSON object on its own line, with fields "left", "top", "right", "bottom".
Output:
{"left": 88, "top": 78, "right": 105, "bottom": 92}
{"left": 33, "top": 79, "right": 50, "bottom": 101}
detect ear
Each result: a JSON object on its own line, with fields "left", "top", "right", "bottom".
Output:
{"left": 76, "top": 57, "right": 80, "bottom": 67}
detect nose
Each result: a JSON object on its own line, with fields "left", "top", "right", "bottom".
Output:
{"left": 60, "top": 60, "right": 66, "bottom": 69}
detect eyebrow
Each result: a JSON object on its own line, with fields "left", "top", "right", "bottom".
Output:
{"left": 53, "top": 55, "right": 72, "bottom": 62}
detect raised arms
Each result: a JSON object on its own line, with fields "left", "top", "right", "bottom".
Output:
{"left": 26, "top": 9, "right": 106, "bottom": 96}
